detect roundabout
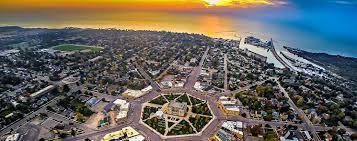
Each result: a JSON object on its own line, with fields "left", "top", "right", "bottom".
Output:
{"left": 140, "top": 92, "right": 215, "bottom": 139}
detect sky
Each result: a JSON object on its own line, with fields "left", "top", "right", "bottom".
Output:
{"left": 0, "top": 0, "right": 281, "bottom": 11}
{"left": 1, "top": 0, "right": 356, "bottom": 41}
{"left": 1, "top": 0, "right": 357, "bottom": 57}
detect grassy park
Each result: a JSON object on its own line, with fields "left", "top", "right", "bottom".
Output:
{"left": 142, "top": 93, "right": 214, "bottom": 136}
{"left": 53, "top": 44, "right": 102, "bottom": 52}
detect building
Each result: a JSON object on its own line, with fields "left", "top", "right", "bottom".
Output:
{"left": 221, "top": 121, "right": 244, "bottom": 139}
{"left": 86, "top": 97, "right": 100, "bottom": 107}
{"left": 89, "top": 56, "right": 103, "bottom": 62}
{"left": 122, "top": 86, "right": 152, "bottom": 99}
{"left": 280, "top": 131, "right": 298, "bottom": 141}
{"left": 102, "top": 126, "right": 145, "bottom": 141}
{"left": 5, "top": 133, "right": 21, "bottom": 141}
{"left": 30, "top": 85, "right": 55, "bottom": 98}
{"left": 116, "top": 111, "right": 128, "bottom": 122}
{"left": 218, "top": 96, "right": 240, "bottom": 116}
{"left": 215, "top": 129, "right": 235, "bottom": 141}
{"left": 99, "top": 116, "right": 110, "bottom": 127}
{"left": 243, "top": 48, "right": 267, "bottom": 62}
{"left": 161, "top": 81, "right": 173, "bottom": 88}
{"left": 167, "top": 101, "right": 187, "bottom": 117}
{"left": 61, "top": 76, "right": 80, "bottom": 85}
{"left": 113, "top": 99, "right": 130, "bottom": 121}
{"left": 103, "top": 102, "right": 115, "bottom": 113}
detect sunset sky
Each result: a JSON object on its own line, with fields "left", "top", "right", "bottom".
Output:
{"left": 0, "top": 0, "right": 357, "bottom": 57}
{"left": 0, "top": 0, "right": 279, "bottom": 11}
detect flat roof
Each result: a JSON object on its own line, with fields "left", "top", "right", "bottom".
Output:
{"left": 169, "top": 101, "right": 187, "bottom": 108}
{"left": 30, "top": 85, "right": 55, "bottom": 98}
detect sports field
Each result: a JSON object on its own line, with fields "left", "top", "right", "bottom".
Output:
{"left": 53, "top": 44, "right": 102, "bottom": 52}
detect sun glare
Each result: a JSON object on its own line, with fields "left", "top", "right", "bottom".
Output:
{"left": 202, "top": 0, "right": 273, "bottom": 7}
{"left": 203, "top": 0, "right": 222, "bottom": 6}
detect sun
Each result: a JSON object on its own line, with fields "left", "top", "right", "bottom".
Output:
{"left": 203, "top": 0, "right": 222, "bottom": 6}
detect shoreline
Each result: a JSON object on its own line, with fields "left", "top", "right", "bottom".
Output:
{"left": 1, "top": 25, "right": 356, "bottom": 60}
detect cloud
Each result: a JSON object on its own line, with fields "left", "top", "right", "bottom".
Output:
{"left": 333, "top": 0, "right": 356, "bottom": 5}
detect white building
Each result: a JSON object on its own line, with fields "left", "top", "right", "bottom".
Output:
{"left": 5, "top": 133, "right": 21, "bottom": 141}
{"left": 30, "top": 85, "right": 55, "bottom": 98}
{"left": 113, "top": 99, "right": 130, "bottom": 121}
{"left": 122, "top": 86, "right": 152, "bottom": 99}
{"left": 221, "top": 121, "right": 244, "bottom": 138}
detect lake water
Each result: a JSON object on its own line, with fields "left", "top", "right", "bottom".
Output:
{"left": 1, "top": 10, "right": 356, "bottom": 58}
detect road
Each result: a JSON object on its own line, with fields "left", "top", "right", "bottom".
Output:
{"left": 62, "top": 48, "right": 330, "bottom": 141}
{"left": 275, "top": 78, "right": 321, "bottom": 141}
{"left": 0, "top": 96, "right": 62, "bottom": 136}
{"left": 219, "top": 78, "right": 271, "bottom": 98}
{"left": 223, "top": 54, "right": 228, "bottom": 91}
{"left": 12, "top": 46, "right": 332, "bottom": 141}
{"left": 134, "top": 62, "right": 161, "bottom": 91}
{"left": 184, "top": 47, "right": 210, "bottom": 90}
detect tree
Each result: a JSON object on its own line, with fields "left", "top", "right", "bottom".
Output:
{"left": 337, "top": 128, "right": 346, "bottom": 135}
{"left": 351, "top": 133, "right": 357, "bottom": 140}
{"left": 71, "top": 129, "right": 76, "bottom": 136}
{"left": 46, "top": 106, "right": 54, "bottom": 112}
{"left": 296, "top": 97, "right": 304, "bottom": 107}
{"left": 58, "top": 133, "right": 68, "bottom": 138}
{"left": 63, "top": 84, "right": 70, "bottom": 92}
{"left": 251, "top": 125, "right": 261, "bottom": 136}
{"left": 338, "top": 111, "right": 345, "bottom": 120}
{"left": 75, "top": 112, "right": 85, "bottom": 123}
{"left": 241, "top": 113, "right": 247, "bottom": 118}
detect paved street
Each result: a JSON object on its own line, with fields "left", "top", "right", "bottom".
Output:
{"left": 275, "top": 78, "right": 321, "bottom": 141}
{"left": 2, "top": 46, "right": 332, "bottom": 141}
{"left": 184, "top": 47, "right": 210, "bottom": 90}
{"left": 62, "top": 50, "right": 331, "bottom": 141}
{"left": 223, "top": 54, "right": 228, "bottom": 91}
{"left": 0, "top": 96, "right": 62, "bottom": 136}
{"left": 134, "top": 62, "right": 161, "bottom": 91}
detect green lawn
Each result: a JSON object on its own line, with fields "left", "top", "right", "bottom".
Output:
{"left": 189, "top": 96, "right": 204, "bottom": 105}
{"left": 144, "top": 117, "right": 166, "bottom": 135}
{"left": 191, "top": 103, "right": 212, "bottom": 116}
{"left": 164, "top": 94, "right": 181, "bottom": 101}
{"left": 149, "top": 95, "right": 168, "bottom": 105}
{"left": 189, "top": 115, "right": 212, "bottom": 132}
{"left": 168, "top": 120, "right": 195, "bottom": 135}
{"left": 53, "top": 44, "right": 102, "bottom": 52}
{"left": 176, "top": 94, "right": 191, "bottom": 105}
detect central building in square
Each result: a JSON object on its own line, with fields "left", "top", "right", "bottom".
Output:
{"left": 167, "top": 101, "right": 187, "bottom": 117}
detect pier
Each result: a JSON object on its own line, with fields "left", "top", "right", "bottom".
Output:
{"left": 270, "top": 39, "right": 295, "bottom": 71}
